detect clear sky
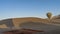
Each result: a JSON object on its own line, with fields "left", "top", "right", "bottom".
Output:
{"left": 0, "top": 0, "right": 60, "bottom": 20}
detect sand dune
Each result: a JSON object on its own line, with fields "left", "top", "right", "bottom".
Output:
{"left": 0, "top": 17, "right": 60, "bottom": 34}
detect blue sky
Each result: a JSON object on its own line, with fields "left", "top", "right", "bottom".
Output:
{"left": 0, "top": 0, "right": 60, "bottom": 20}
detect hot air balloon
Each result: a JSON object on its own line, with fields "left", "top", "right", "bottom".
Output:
{"left": 46, "top": 12, "right": 52, "bottom": 20}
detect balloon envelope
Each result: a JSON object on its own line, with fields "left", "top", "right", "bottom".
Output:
{"left": 47, "top": 12, "right": 52, "bottom": 19}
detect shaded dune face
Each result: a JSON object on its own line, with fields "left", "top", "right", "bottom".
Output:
{"left": 0, "top": 19, "right": 14, "bottom": 28}
{"left": 19, "top": 22, "right": 60, "bottom": 31}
